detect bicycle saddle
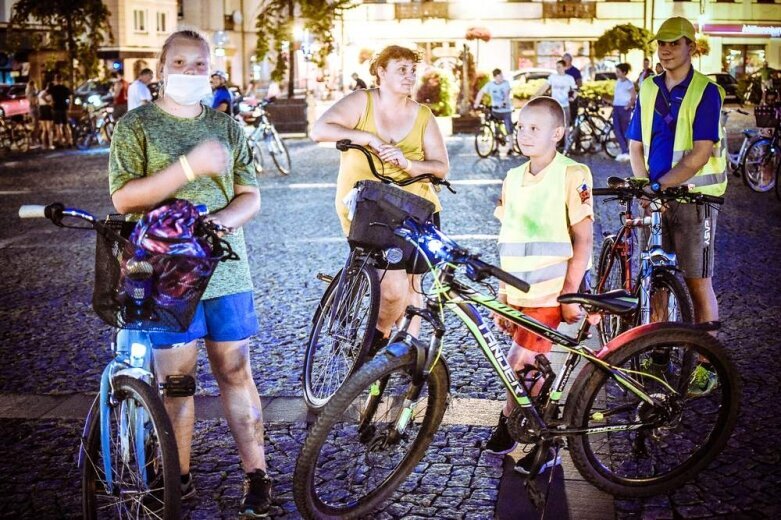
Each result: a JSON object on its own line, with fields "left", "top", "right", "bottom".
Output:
{"left": 558, "top": 290, "right": 637, "bottom": 315}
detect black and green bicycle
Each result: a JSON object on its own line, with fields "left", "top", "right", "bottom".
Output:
{"left": 293, "top": 144, "right": 741, "bottom": 519}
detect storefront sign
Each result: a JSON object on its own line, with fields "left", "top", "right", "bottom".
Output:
{"left": 701, "top": 23, "right": 781, "bottom": 38}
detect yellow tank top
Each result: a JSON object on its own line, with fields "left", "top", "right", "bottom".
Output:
{"left": 335, "top": 90, "right": 442, "bottom": 236}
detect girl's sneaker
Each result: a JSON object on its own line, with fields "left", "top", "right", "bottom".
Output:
{"left": 239, "top": 469, "right": 273, "bottom": 518}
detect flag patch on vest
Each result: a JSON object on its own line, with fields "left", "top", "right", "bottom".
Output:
{"left": 577, "top": 183, "right": 591, "bottom": 203}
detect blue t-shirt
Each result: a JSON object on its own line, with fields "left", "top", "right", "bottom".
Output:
{"left": 626, "top": 67, "right": 721, "bottom": 182}
{"left": 565, "top": 65, "right": 582, "bottom": 84}
{"left": 212, "top": 86, "right": 232, "bottom": 112}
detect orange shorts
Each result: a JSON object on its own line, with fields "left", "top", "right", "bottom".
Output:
{"left": 511, "top": 306, "right": 563, "bottom": 354}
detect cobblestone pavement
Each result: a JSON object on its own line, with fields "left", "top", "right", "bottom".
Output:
{"left": 1, "top": 108, "right": 780, "bottom": 518}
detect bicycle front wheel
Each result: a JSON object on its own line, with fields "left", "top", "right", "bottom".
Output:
{"left": 251, "top": 140, "right": 264, "bottom": 174}
{"left": 266, "top": 128, "right": 291, "bottom": 175}
{"left": 474, "top": 124, "right": 495, "bottom": 158}
{"left": 295, "top": 348, "right": 449, "bottom": 519}
{"left": 565, "top": 328, "right": 740, "bottom": 498}
{"left": 303, "top": 264, "right": 380, "bottom": 412}
{"left": 603, "top": 129, "right": 621, "bottom": 159}
{"left": 595, "top": 235, "right": 630, "bottom": 346}
{"left": 642, "top": 269, "right": 693, "bottom": 326}
{"left": 81, "top": 375, "right": 181, "bottom": 519}
{"left": 742, "top": 138, "right": 777, "bottom": 193}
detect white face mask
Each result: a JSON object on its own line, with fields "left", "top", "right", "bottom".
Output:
{"left": 164, "top": 73, "right": 212, "bottom": 106}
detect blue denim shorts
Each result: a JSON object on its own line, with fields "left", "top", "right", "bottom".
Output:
{"left": 150, "top": 291, "right": 259, "bottom": 347}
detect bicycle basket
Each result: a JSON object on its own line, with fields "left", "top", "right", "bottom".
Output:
{"left": 754, "top": 104, "right": 780, "bottom": 128}
{"left": 92, "top": 200, "right": 234, "bottom": 332}
{"left": 347, "top": 180, "right": 435, "bottom": 261}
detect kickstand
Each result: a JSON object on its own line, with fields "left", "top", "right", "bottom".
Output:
{"left": 523, "top": 441, "right": 563, "bottom": 520}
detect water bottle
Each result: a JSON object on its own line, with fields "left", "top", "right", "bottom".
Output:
{"left": 124, "top": 250, "right": 153, "bottom": 302}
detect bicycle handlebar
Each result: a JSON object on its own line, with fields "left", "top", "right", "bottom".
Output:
{"left": 335, "top": 139, "right": 455, "bottom": 193}
{"left": 593, "top": 176, "right": 724, "bottom": 205}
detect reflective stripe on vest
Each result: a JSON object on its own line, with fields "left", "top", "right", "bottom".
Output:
{"left": 498, "top": 153, "right": 577, "bottom": 307}
{"left": 638, "top": 70, "right": 727, "bottom": 196}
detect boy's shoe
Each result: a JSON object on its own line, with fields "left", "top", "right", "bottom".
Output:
{"left": 181, "top": 472, "right": 197, "bottom": 500}
{"left": 687, "top": 364, "right": 719, "bottom": 397}
{"left": 239, "top": 469, "right": 273, "bottom": 518}
{"left": 484, "top": 412, "right": 517, "bottom": 455}
{"left": 514, "top": 447, "right": 562, "bottom": 475}
{"left": 615, "top": 153, "right": 630, "bottom": 162}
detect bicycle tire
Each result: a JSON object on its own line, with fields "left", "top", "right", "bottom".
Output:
{"left": 81, "top": 375, "right": 181, "bottom": 519}
{"left": 251, "top": 140, "right": 264, "bottom": 174}
{"left": 595, "top": 236, "right": 630, "bottom": 346}
{"left": 573, "top": 119, "right": 596, "bottom": 155}
{"left": 294, "top": 347, "right": 449, "bottom": 519}
{"left": 564, "top": 327, "right": 740, "bottom": 497}
{"left": 512, "top": 125, "right": 523, "bottom": 155}
{"left": 603, "top": 128, "right": 621, "bottom": 159}
{"left": 742, "top": 138, "right": 777, "bottom": 193}
{"left": 302, "top": 264, "right": 380, "bottom": 412}
{"left": 267, "top": 128, "right": 291, "bottom": 175}
{"left": 475, "top": 124, "right": 495, "bottom": 158}
{"left": 642, "top": 269, "right": 693, "bottom": 326}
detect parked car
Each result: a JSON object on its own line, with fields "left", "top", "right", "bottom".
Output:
{"left": 0, "top": 83, "right": 30, "bottom": 119}
{"left": 73, "top": 79, "right": 114, "bottom": 108}
{"left": 706, "top": 73, "right": 740, "bottom": 103}
{"left": 510, "top": 68, "right": 556, "bottom": 84}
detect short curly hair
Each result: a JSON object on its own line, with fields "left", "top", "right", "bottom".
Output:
{"left": 369, "top": 45, "right": 420, "bottom": 86}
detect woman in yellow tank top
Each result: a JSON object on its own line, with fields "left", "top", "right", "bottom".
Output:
{"left": 311, "top": 45, "right": 449, "bottom": 348}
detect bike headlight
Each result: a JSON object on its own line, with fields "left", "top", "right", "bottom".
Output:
{"left": 130, "top": 342, "right": 147, "bottom": 360}
{"left": 423, "top": 238, "right": 444, "bottom": 258}
{"left": 88, "top": 94, "right": 101, "bottom": 106}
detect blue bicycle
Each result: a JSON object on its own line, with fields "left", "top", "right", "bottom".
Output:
{"left": 19, "top": 202, "right": 234, "bottom": 518}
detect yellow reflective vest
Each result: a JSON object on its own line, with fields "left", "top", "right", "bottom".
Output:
{"left": 638, "top": 69, "right": 727, "bottom": 196}
{"left": 498, "top": 154, "right": 582, "bottom": 308}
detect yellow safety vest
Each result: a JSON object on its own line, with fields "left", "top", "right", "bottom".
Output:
{"left": 638, "top": 69, "right": 727, "bottom": 196}
{"left": 498, "top": 153, "right": 579, "bottom": 308}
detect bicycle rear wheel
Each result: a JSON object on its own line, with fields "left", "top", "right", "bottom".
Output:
{"left": 81, "top": 375, "right": 180, "bottom": 519}
{"left": 603, "top": 128, "right": 621, "bottom": 159}
{"left": 303, "top": 264, "right": 380, "bottom": 412}
{"left": 742, "top": 138, "right": 777, "bottom": 193}
{"left": 565, "top": 328, "right": 740, "bottom": 497}
{"left": 595, "top": 235, "right": 631, "bottom": 346}
{"left": 474, "top": 124, "right": 495, "bottom": 158}
{"left": 251, "top": 140, "right": 264, "bottom": 174}
{"left": 294, "top": 348, "right": 449, "bottom": 519}
{"left": 266, "top": 128, "right": 291, "bottom": 175}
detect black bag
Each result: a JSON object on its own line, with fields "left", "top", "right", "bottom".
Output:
{"left": 347, "top": 180, "right": 435, "bottom": 260}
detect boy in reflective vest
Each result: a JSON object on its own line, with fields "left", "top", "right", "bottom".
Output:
{"left": 627, "top": 17, "right": 725, "bottom": 396}
{"left": 484, "top": 96, "right": 594, "bottom": 475}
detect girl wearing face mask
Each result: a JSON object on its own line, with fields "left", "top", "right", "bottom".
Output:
{"left": 108, "top": 29, "right": 272, "bottom": 517}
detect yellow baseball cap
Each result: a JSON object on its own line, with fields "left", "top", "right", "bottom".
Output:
{"left": 654, "top": 17, "right": 696, "bottom": 42}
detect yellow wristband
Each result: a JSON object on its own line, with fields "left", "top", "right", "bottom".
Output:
{"left": 402, "top": 157, "right": 413, "bottom": 173}
{"left": 179, "top": 155, "right": 196, "bottom": 182}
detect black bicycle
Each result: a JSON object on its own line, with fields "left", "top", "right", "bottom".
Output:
{"left": 293, "top": 150, "right": 740, "bottom": 518}
{"left": 474, "top": 104, "right": 522, "bottom": 158}
{"left": 302, "top": 140, "right": 454, "bottom": 412}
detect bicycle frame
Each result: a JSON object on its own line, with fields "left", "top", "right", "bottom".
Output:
{"left": 384, "top": 255, "right": 667, "bottom": 444}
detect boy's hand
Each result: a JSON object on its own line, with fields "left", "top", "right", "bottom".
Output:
{"left": 188, "top": 139, "right": 229, "bottom": 178}
{"left": 561, "top": 302, "right": 584, "bottom": 324}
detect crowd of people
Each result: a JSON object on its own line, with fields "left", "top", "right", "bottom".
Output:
{"left": 6, "top": 13, "right": 735, "bottom": 516}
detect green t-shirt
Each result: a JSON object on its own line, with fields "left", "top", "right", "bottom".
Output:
{"left": 108, "top": 102, "right": 258, "bottom": 300}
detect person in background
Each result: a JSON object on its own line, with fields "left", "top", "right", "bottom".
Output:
{"left": 545, "top": 60, "right": 578, "bottom": 127}
{"left": 351, "top": 72, "right": 367, "bottom": 91}
{"left": 265, "top": 80, "right": 280, "bottom": 102}
{"left": 210, "top": 70, "right": 232, "bottom": 114}
{"left": 127, "top": 68, "right": 154, "bottom": 111}
{"left": 49, "top": 74, "right": 73, "bottom": 148}
{"left": 637, "top": 57, "right": 655, "bottom": 85}
{"left": 562, "top": 53, "right": 582, "bottom": 123}
{"left": 473, "top": 68, "right": 515, "bottom": 154}
{"left": 37, "top": 82, "right": 55, "bottom": 150}
{"left": 245, "top": 79, "right": 257, "bottom": 98}
{"left": 112, "top": 70, "right": 129, "bottom": 119}
{"left": 612, "top": 63, "right": 636, "bottom": 162}
{"left": 25, "top": 80, "right": 40, "bottom": 147}
{"left": 655, "top": 62, "right": 664, "bottom": 75}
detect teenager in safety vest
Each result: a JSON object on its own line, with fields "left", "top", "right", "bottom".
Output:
{"left": 626, "top": 16, "right": 725, "bottom": 397}
{"left": 484, "top": 96, "right": 594, "bottom": 475}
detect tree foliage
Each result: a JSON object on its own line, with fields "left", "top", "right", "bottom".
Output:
{"left": 255, "top": 0, "right": 355, "bottom": 83}
{"left": 415, "top": 68, "right": 456, "bottom": 116}
{"left": 595, "top": 24, "right": 654, "bottom": 61}
{"left": 694, "top": 37, "right": 710, "bottom": 57}
{"left": 9, "top": 0, "right": 113, "bottom": 86}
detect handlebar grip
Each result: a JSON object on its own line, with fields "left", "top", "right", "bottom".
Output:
{"left": 592, "top": 188, "right": 620, "bottom": 196}
{"left": 471, "top": 258, "right": 530, "bottom": 293}
{"left": 18, "top": 205, "right": 47, "bottom": 219}
{"left": 737, "top": 109, "right": 749, "bottom": 115}
{"left": 336, "top": 139, "right": 351, "bottom": 151}
{"left": 699, "top": 194, "right": 724, "bottom": 205}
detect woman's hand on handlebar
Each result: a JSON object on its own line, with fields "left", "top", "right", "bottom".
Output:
{"left": 376, "top": 143, "right": 409, "bottom": 170}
